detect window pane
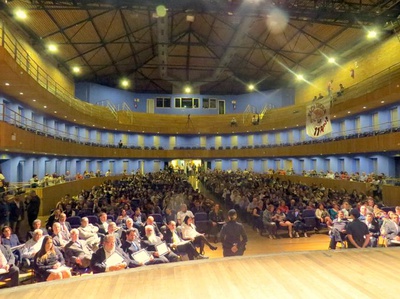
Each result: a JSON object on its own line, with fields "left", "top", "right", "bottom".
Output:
{"left": 164, "top": 98, "right": 171, "bottom": 108}
{"left": 193, "top": 98, "right": 199, "bottom": 108}
{"left": 182, "top": 98, "right": 193, "bottom": 108}
{"left": 210, "top": 99, "right": 217, "bottom": 108}
{"left": 156, "top": 98, "right": 164, "bottom": 107}
{"left": 175, "top": 98, "right": 181, "bottom": 108}
{"left": 203, "top": 98, "right": 209, "bottom": 108}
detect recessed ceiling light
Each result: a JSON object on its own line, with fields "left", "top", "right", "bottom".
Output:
{"left": 381, "top": 100, "right": 385, "bottom": 103}
{"left": 347, "top": 111, "right": 351, "bottom": 114}
{"left": 363, "top": 106, "right": 367, "bottom": 109}
{"left": 43, "top": 105, "right": 47, "bottom": 108}
{"left": 32, "top": 99, "right": 36, "bottom": 102}
{"left": 54, "top": 111, "right": 57, "bottom": 113}
{"left": 48, "top": 44, "right": 58, "bottom": 53}
{"left": 5, "top": 83, "right": 9, "bottom": 86}
{"left": 15, "top": 9, "right": 27, "bottom": 20}
{"left": 73, "top": 119, "right": 76, "bottom": 121}
{"left": 19, "top": 92, "right": 23, "bottom": 95}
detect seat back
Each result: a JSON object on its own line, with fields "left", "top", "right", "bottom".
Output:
{"left": 87, "top": 215, "right": 99, "bottom": 224}
{"left": 66, "top": 216, "right": 82, "bottom": 229}
{"left": 149, "top": 213, "right": 163, "bottom": 226}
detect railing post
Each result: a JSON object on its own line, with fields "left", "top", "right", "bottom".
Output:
{"left": 1, "top": 20, "right": 4, "bottom": 47}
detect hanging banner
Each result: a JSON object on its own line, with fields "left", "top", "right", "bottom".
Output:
{"left": 306, "top": 99, "right": 332, "bottom": 138}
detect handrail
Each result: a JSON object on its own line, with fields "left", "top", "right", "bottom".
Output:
{"left": 1, "top": 18, "right": 400, "bottom": 132}
{"left": 0, "top": 20, "right": 116, "bottom": 123}
{"left": 1, "top": 102, "right": 399, "bottom": 149}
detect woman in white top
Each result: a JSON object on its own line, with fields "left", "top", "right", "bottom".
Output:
{"left": 181, "top": 216, "right": 217, "bottom": 255}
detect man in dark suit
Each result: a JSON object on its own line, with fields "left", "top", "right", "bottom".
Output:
{"left": 121, "top": 228, "right": 168, "bottom": 265}
{"left": 26, "top": 190, "right": 40, "bottom": 230}
{"left": 164, "top": 221, "right": 207, "bottom": 260}
{"left": 0, "top": 244, "right": 19, "bottom": 287}
{"left": 90, "top": 234, "right": 141, "bottom": 274}
{"left": 64, "top": 229, "right": 93, "bottom": 268}
{"left": 8, "top": 195, "right": 24, "bottom": 238}
{"left": 220, "top": 209, "right": 247, "bottom": 257}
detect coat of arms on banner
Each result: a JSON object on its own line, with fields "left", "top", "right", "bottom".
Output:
{"left": 306, "top": 100, "right": 332, "bottom": 138}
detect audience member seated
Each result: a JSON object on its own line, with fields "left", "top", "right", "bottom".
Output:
{"left": 346, "top": 209, "right": 370, "bottom": 249}
{"left": 96, "top": 212, "right": 110, "bottom": 235}
{"left": 26, "top": 219, "right": 49, "bottom": 240}
{"left": 78, "top": 217, "right": 101, "bottom": 250}
{"left": 106, "top": 222, "right": 122, "bottom": 248}
{"left": 191, "top": 200, "right": 205, "bottom": 215}
{"left": 275, "top": 208, "right": 293, "bottom": 238}
{"left": 329, "top": 203, "right": 340, "bottom": 221}
{"left": 64, "top": 229, "right": 93, "bottom": 269}
{"left": 45, "top": 209, "right": 61, "bottom": 232}
{"left": 116, "top": 209, "right": 129, "bottom": 228}
{"left": 287, "top": 209, "right": 308, "bottom": 238}
{"left": 1, "top": 226, "right": 22, "bottom": 265}
{"left": 121, "top": 228, "right": 168, "bottom": 265}
{"left": 209, "top": 204, "right": 225, "bottom": 242}
{"left": 141, "top": 216, "right": 163, "bottom": 239}
{"left": 230, "top": 117, "right": 237, "bottom": 127}
{"left": 142, "top": 225, "right": 179, "bottom": 263}
{"left": 163, "top": 208, "right": 176, "bottom": 225}
{"left": 181, "top": 216, "right": 217, "bottom": 255}
{"left": 262, "top": 205, "right": 278, "bottom": 239}
{"left": 365, "top": 212, "right": 380, "bottom": 247}
{"left": 381, "top": 213, "right": 400, "bottom": 246}
{"left": 328, "top": 211, "right": 348, "bottom": 249}
{"left": 0, "top": 244, "right": 19, "bottom": 287}
{"left": 176, "top": 204, "right": 194, "bottom": 226}
{"left": 57, "top": 213, "right": 71, "bottom": 238}
{"left": 120, "top": 218, "right": 139, "bottom": 241}
{"left": 90, "top": 234, "right": 140, "bottom": 274}
{"left": 52, "top": 222, "right": 69, "bottom": 249}
{"left": 316, "top": 203, "right": 333, "bottom": 228}
{"left": 164, "top": 221, "right": 207, "bottom": 260}
{"left": 34, "top": 236, "right": 71, "bottom": 281}
{"left": 21, "top": 229, "right": 44, "bottom": 262}
{"left": 132, "top": 207, "right": 144, "bottom": 229}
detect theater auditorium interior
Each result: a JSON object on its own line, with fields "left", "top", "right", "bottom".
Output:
{"left": 1, "top": 0, "right": 400, "bottom": 297}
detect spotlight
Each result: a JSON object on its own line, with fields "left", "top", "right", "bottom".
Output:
{"left": 367, "top": 30, "right": 377, "bottom": 39}
{"left": 296, "top": 74, "right": 305, "bottom": 81}
{"left": 248, "top": 84, "right": 255, "bottom": 91}
{"left": 120, "top": 79, "right": 130, "bottom": 88}
{"left": 328, "top": 57, "right": 335, "bottom": 63}
{"left": 48, "top": 44, "right": 58, "bottom": 53}
{"left": 184, "top": 86, "right": 192, "bottom": 93}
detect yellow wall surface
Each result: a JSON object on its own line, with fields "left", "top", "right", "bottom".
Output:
{"left": 295, "top": 35, "right": 400, "bottom": 104}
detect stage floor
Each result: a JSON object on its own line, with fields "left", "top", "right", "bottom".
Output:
{"left": 2, "top": 245, "right": 400, "bottom": 299}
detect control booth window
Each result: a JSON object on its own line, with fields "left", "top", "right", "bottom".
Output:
{"left": 174, "top": 98, "right": 199, "bottom": 108}
{"left": 203, "top": 98, "right": 217, "bottom": 109}
{"left": 156, "top": 97, "right": 171, "bottom": 108}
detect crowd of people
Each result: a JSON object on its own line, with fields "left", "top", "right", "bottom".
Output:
{"left": 198, "top": 169, "right": 399, "bottom": 247}
{"left": 0, "top": 168, "right": 399, "bottom": 288}
{"left": 0, "top": 171, "right": 249, "bottom": 288}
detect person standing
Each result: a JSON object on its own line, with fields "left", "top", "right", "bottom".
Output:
{"left": 220, "top": 209, "right": 247, "bottom": 257}
{"left": 26, "top": 191, "right": 41, "bottom": 230}
{"left": 346, "top": 208, "right": 370, "bottom": 249}
{"left": 8, "top": 195, "right": 24, "bottom": 237}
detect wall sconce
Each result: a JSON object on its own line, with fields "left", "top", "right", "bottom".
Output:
{"left": 231, "top": 100, "right": 237, "bottom": 110}
{"left": 134, "top": 98, "right": 140, "bottom": 109}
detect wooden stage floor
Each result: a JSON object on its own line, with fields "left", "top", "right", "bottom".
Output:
{"left": 2, "top": 227, "right": 400, "bottom": 299}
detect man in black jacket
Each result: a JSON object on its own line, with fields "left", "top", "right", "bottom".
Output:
{"left": 220, "top": 209, "right": 247, "bottom": 257}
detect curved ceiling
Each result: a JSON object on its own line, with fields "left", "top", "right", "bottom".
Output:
{"left": 1, "top": 0, "right": 399, "bottom": 94}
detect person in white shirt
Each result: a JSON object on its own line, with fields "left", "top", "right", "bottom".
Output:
{"left": 78, "top": 217, "right": 101, "bottom": 250}
{"left": 176, "top": 204, "right": 194, "bottom": 226}
{"left": 21, "top": 229, "right": 44, "bottom": 260}
{"left": 181, "top": 216, "right": 217, "bottom": 255}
